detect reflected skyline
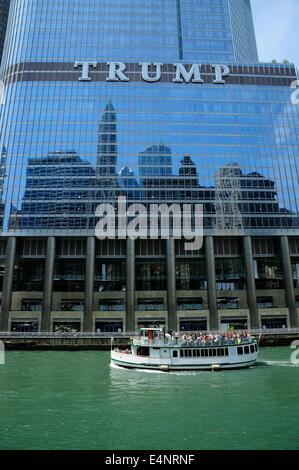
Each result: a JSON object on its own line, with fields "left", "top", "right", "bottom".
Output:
{"left": 8, "top": 101, "right": 297, "bottom": 232}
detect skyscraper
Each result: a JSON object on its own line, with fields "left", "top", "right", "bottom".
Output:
{"left": 0, "top": 0, "right": 10, "bottom": 63}
{"left": 0, "top": 0, "right": 298, "bottom": 333}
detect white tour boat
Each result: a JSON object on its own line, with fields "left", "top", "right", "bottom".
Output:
{"left": 111, "top": 328, "right": 259, "bottom": 371}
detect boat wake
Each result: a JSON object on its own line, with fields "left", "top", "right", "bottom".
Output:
{"left": 260, "top": 360, "right": 297, "bottom": 367}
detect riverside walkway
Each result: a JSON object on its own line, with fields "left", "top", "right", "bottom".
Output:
{"left": 0, "top": 328, "right": 299, "bottom": 349}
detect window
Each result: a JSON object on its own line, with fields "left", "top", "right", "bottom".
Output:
{"left": 237, "top": 346, "right": 243, "bottom": 355}
{"left": 217, "top": 298, "right": 239, "bottom": 310}
{"left": 95, "top": 262, "right": 126, "bottom": 292}
{"left": 257, "top": 297, "right": 273, "bottom": 308}
{"left": 21, "top": 299, "right": 42, "bottom": 311}
{"left": 99, "top": 300, "right": 125, "bottom": 311}
{"left": 137, "top": 319, "right": 165, "bottom": 329}
{"left": 244, "top": 346, "right": 250, "bottom": 354}
{"left": 53, "top": 322, "right": 81, "bottom": 333}
{"left": 14, "top": 260, "right": 45, "bottom": 291}
{"left": 261, "top": 317, "right": 287, "bottom": 329}
{"left": 136, "top": 260, "right": 166, "bottom": 290}
{"left": 220, "top": 318, "right": 248, "bottom": 330}
{"left": 214, "top": 239, "right": 241, "bottom": 255}
{"left": 57, "top": 239, "right": 85, "bottom": 256}
{"left": 11, "top": 321, "right": 38, "bottom": 333}
{"left": 254, "top": 258, "right": 284, "bottom": 289}
{"left": 180, "top": 319, "right": 207, "bottom": 332}
{"left": 137, "top": 298, "right": 164, "bottom": 311}
{"left": 61, "top": 300, "right": 84, "bottom": 311}
{"left": 54, "top": 260, "right": 85, "bottom": 292}
{"left": 95, "top": 321, "right": 123, "bottom": 333}
{"left": 177, "top": 298, "right": 203, "bottom": 311}
{"left": 176, "top": 260, "right": 206, "bottom": 290}
{"left": 215, "top": 258, "right": 245, "bottom": 290}
{"left": 173, "top": 350, "right": 178, "bottom": 358}
{"left": 20, "top": 239, "right": 46, "bottom": 256}
{"left": 250, "top": 345, "right": 255, "bottom": 353}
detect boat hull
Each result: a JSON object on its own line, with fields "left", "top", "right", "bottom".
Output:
{"left": 111, "top": 350, "right": 257, "bottom": 371}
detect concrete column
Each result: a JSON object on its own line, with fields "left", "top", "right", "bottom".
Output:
{"left": 41, "top": 237, "right": 56, "bottom": 332}
{"left": 126, "top": 238, "right": 135, "bottom": 333}
{"left": 84, "top": 236, "right": 95, "bottom": 332}
{"left": 0, "top": 237, "right": 17, "bottom": 331}
{"left": 243, "top": 236, "right": 259, "bottom": 328}
{"left": 166, "top": 238, "right": 177, "bottom": 332}
{"left": 280, "top": 235, "right": 298, "bottom": 327}
{"left": 205, "top": 236, "right": 218, "bottom": 330}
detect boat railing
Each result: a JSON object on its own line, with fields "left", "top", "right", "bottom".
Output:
{"left": 132, "top": 337, "right": 256, "bottom": 348}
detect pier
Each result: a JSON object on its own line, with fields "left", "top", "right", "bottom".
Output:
{"left": 1, "top": 329, "right": 299, "bottom": 350}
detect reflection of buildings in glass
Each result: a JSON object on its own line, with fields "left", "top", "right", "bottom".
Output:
{"left": 97, "top": 101, "right": 118, "bottom": 200}
{"left": 0, "top": 0, "right": 10, "bottom": 64}
{"left": 19, "top": 151, "right": 96, "bottom": 229}
{"left": 179, "top": 155, "right": 198, "bottom": 183}
{"left": 118, "top": 166, "right": 140, "bottom": 200}
{"left": 214, "top": 163, "right": 244, "bottom": 233}
{"left": 139, "top": 144, "right": 172, "bottom": 179}
{"left": 213, "top": 163, "right": 284, "bottom": 231}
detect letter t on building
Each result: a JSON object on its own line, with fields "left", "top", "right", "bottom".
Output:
{"left": 74, "top": 61, "right": 98, "bottom": 81}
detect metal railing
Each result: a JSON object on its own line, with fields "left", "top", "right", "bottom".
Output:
{"left": 0, "top": 328, "right": 299, "bottom": 340}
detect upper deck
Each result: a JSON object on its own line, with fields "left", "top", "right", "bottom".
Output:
{"left": 132, "top": 329, "right": 257, "bottom": 349}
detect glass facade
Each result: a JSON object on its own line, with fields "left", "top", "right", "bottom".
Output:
{"left": 0, "top": 0, "right": 10, "bottom": 63}
{"left": 1, "top": 0, "right": 297, "bottom": 236}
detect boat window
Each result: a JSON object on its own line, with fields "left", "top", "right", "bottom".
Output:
{"left": 244, "top": 346, "right": 250, "bottom": 354}
{"left": 212, "top": 349, "right": 217, "bottom": 357}
{"left": 173, "top": 350, "right": 178, "bottom": 358}
{"left": 225, "top": 348, "right": 229, "bottom": 356}
{"left": 200, "top": 349, "right": 204, "bottom": 357}
{"left": 180, "top": 350, "right": 184, "bottom": 357}
{"left": 237, "top": 347, "right": 243, "bottom": 355}
{"left": 250, "top": 345, "right": 255, "bottom": 353}
{"left": 209, "top": 349, "right": 213, "bottom": 357}
{"left": 188, "top": 350, "right": 192, "bottom": 357}
{"left": 255, "top": 344, "right": 258, "bottom": 352}
{"left": 220, "top": 348, "right": 225, "bottom": 356}
{"left": 192, "top": 349, "right": 196, "bottom": 357}
{"left": 205, "top": 349, "right": 209, "bottom": 357}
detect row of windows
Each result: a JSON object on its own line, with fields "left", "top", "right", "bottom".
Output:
{"left": 237, "top": 344, "right": 258, "bottom": 355}
{"left": 178, "top": 348, "right": 229, "bottom": 358}
{"left": 2, "top": 237, "right": 299, "bottom": 259}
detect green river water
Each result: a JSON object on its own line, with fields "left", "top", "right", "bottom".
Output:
{"left": 0, "top": 347, "right": 298, "bottom": 450}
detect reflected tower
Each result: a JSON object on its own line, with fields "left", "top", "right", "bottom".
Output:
{"left": 214, "top": 163, "right": 244, "bottom": 234}
{"left": 97, "top": 101, "right": 118, "bottom": 200}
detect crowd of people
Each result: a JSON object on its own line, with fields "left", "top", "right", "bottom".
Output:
{"left": 150, "top": 329, "right": 255, "bottom": 346}
{"left": 175, "top": 331, "right": 253, "bottom": 347}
